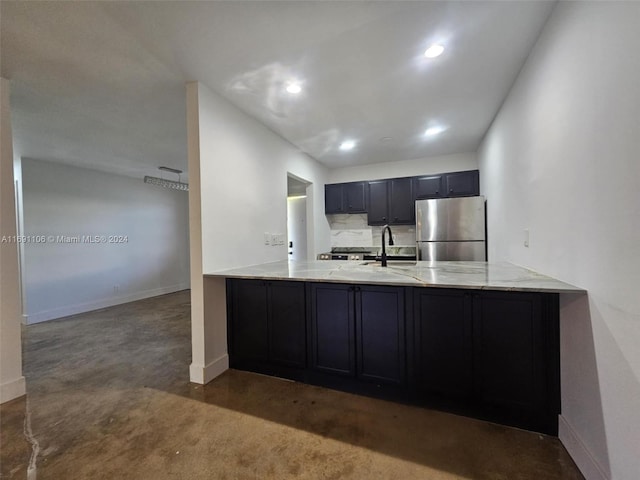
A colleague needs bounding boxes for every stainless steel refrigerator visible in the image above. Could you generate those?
[415,196,486,261]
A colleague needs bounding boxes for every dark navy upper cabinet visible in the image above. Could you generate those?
[345,182,367,212]
[388,178,414,225]
[324,184,344,214]
[324,182,366,214]
[414,174,443,199]
[367,177,414,226]
[326,170,479,217]
[444,170,480,197]
[367,180,389,225]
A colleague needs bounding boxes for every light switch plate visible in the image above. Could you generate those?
[264,232,270,245]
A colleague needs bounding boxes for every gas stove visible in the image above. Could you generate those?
[316,246,416,261]
[316,247,374,261]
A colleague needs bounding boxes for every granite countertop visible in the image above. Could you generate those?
[205,260,585,293]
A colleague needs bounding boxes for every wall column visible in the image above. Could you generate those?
[0,77,26,403]
[186,82,228,384]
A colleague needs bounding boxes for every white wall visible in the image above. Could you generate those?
[187,81,330,384]
[0,78,26,403]
[478,3,640,479]
[196,83,330,271]
[20,159,190,323]
[328,152,477,183]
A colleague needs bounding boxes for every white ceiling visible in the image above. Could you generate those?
[0,1,555,178]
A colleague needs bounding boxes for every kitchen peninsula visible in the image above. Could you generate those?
[203,260,584,435]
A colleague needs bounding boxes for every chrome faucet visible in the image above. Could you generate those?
[380,224,394,267]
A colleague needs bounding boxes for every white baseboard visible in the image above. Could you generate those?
[0,376,26,404]
[190,354,229,385]
[559,415,609,480]
[25,283,190,324]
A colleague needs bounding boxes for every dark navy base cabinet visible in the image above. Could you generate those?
[227,278,560,435]
[309,283,406,386]
[413,288,560,434]
[227,279,306,380]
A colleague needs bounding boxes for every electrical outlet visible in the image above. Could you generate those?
[524,229,530,248]
[113,285,120,293]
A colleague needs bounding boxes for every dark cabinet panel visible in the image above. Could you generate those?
[368,178,414,226]
[268,282,306,368]
[228,279,306,373]
[444,170,480,197]
[367,180,389,225]
[229,280,268,363]
[310,284,355,376]
[228,278,560,435]
[327,170,479,217]
[475,292,545,411]
[414,289,473,398]
[310,283,406,384]
[345,182,367,213]
[388,178,414,224]
[324,184,344,214]
[412,288,559,433]
[414,175,443,199]
[324,182,366,214]
[357,286,406,385]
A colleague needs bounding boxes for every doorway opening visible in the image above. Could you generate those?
[286,174,311,261]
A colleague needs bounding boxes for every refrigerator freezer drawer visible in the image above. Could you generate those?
[417,241,486,261]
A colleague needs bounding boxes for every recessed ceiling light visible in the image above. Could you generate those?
[424,126,447,137]
[339,140,356,151]
[286,82,302,94]
[424,44,445,58]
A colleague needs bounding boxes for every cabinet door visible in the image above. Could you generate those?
[268,281,306,368]
[356,286,406,385]
[444,170,480,197]
[229,279,268,364]
[475,292,546,411]
[324,184,344,214]
[413,175,443,199]
[344,182,367,213]
[367,180,389,225]
[310,284,355,376]
[388,178,414,224]
[414,289,473,398]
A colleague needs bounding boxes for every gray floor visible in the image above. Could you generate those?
[1,291,583,479]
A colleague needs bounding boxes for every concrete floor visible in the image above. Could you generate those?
[1,291,583,479]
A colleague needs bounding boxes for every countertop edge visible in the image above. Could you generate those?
[204,261,586,294]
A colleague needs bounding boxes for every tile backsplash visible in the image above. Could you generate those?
[328,214,416,248]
